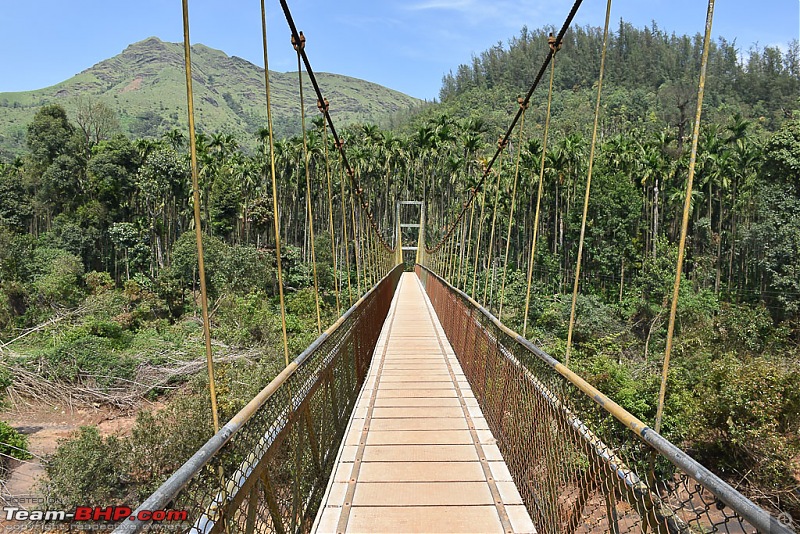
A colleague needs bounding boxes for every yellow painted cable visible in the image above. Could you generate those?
[483,145,504,307]
[448,226,458,281]
[655,0,716,434]
[319,103,341,316]
[461,197,476,289]
[182,0,219,433]
[351,190,362,296]
[295,39,322,334]
[260,0,290,368]
[499,104,527,320]
[565,0,612,367]
[471,189,486,299]
[523,52,557,338]
[339,164,353,306]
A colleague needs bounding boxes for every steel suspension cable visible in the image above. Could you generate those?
[294,34,322,334]
[278,0,393,253]
[446,227,457,281]
[499,100,528,320]
[461,195,476,289]
[442,228,455,281]
[278,1,396,296]
[564,0,612,367]
[318,99,341,316]
[456,210,468,289]
[182,0,219,433]
[471,189,486,298]
[260,0,290,367]
[425,0,583,254]
[482,140,506,307]
[339,161,353,306]
[655,0,716,434]
[351,190,362,296]
[523,49,558,338]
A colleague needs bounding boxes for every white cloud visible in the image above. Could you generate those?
[407,0,472,11]
[402,0,550,28]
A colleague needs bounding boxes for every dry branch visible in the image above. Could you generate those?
[2,348,261,410]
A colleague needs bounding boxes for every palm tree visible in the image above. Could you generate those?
[163,129,185,151]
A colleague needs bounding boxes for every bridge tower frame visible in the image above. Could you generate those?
[395,201,425,266]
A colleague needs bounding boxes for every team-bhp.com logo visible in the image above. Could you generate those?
[4,506,188,523]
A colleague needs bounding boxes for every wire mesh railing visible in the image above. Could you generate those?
[416,264,794,534]
[113,264,402,534]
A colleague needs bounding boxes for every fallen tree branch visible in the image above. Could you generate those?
[3,348,263,410]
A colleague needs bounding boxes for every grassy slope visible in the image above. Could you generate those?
[0,37,422,157]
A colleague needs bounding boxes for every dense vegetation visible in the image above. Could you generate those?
[422,23,800,517]
[0,20,798,518]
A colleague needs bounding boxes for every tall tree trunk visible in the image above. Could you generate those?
[653,178,659,257]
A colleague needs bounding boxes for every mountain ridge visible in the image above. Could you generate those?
[0,37,423,158]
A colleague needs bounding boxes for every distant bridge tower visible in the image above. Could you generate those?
[395,201,424,266]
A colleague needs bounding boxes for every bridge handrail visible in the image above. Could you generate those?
[115,264,404,533]
[417,264,793,534]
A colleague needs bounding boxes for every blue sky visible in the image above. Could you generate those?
[1,1,797,100]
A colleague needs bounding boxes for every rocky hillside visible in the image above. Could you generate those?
[0,37,422,157]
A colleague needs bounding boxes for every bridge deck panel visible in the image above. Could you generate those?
[313,272,535,533]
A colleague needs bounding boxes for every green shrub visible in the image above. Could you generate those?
[30,247,85,307]
[121,278,169,327]
[0,280,28,325]
[0,231,35,283]
[84,271,114,294]
[285,287,319,317]
[215,293,281,346]
[691,354,800,516]
[222,244,275,295]
[535,293,623,344]
[37,335,137,387]
[168,231,225,298]
[86,318,126,342]
[126,392,214,499]
[714,302,774,353]
[44,427,128,508]
[573,352,652,422]
[283,244,312,289]
[0,420,31,478]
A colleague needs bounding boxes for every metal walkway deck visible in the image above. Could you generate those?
[313,272,535,533]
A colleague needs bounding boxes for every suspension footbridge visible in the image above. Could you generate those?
[105,0,796,532]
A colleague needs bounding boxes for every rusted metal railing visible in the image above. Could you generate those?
[416,264,794,534]
[114,265,403,534]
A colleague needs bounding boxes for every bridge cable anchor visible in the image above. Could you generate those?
[292,31,306,51]
[548,32,561,53]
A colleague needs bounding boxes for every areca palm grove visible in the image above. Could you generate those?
[0,20,798,518]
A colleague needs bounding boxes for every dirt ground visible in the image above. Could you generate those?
[0,400,147,509]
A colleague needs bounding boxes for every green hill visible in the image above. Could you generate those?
[0,37,422,158]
